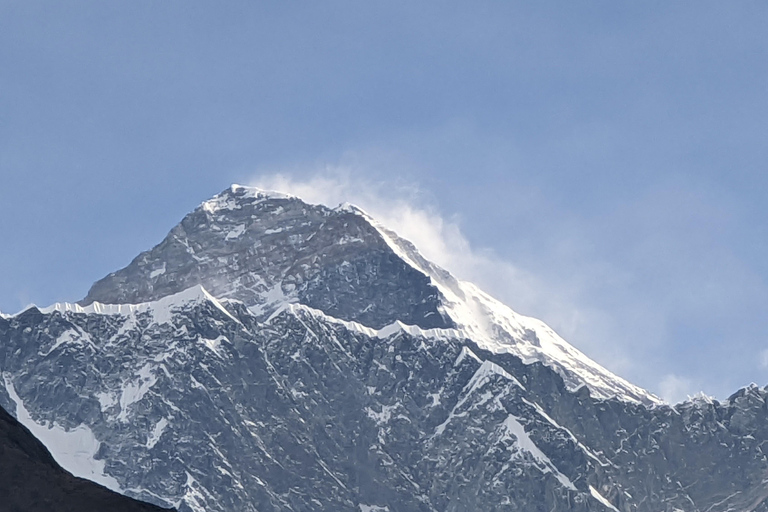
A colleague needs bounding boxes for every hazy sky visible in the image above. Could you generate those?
[3,1,768,403]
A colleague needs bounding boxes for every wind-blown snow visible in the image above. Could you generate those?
[3,374,121,491]
[347,206,661,406]
[283,213,658,404]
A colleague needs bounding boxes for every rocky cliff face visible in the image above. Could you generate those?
[0,402,174,512]
[82,187,451,331]
[2,185,767,512]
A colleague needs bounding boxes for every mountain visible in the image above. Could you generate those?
[2,184,768,511]
[82,185,656,405]
[0,402,174,512]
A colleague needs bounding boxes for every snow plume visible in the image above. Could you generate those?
[250,171,543,309]
[251,170,461,273]
[250,165,768,404]
[248,170,635,379]
[658,374,695,405]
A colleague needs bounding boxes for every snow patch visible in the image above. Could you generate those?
[190,374,206,391]
[118,364,158,422]
[177,472,209,512]
[39,328,89,357]
[3,374,121,491]
[225,224,246,240]
[248,282,297,317]
[365,404,398,426]
[149,262,167,278]
[96,391,117,412]
[589,486,620,511]
[284,302,458,343]
[146,417,169,449]
[522,397,607,466]
[454,345,482,367]
[201,335,228,357]
[500,414,576,491]
[465,360,525,394]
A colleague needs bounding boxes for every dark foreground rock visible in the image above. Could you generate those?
[0,404,175,512]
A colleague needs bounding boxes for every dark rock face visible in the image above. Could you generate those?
[82,186,451,330]
[0,402,174,512]
[3,185,768,512]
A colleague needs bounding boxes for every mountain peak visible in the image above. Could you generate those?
[77,186,661,405]
[82,186,452,330]
[199,184,298,214]
[2,185,762,512]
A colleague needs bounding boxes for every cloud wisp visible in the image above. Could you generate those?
[248,166,768,405]
[249,168,649,394]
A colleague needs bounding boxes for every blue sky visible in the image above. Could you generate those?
[2,1,768,402]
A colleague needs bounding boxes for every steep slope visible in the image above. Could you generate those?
[82,186,452,331]
[1,184,767,512]
[0,402,174,512]
[358,207,657,405]
[82,184,656,405]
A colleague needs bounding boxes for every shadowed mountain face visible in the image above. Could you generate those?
[2,185,768,512]
[0,404,174,512]
[82,186,452,331]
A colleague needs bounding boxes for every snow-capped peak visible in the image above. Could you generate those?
[200,184,297,214]
[81,185,660,405]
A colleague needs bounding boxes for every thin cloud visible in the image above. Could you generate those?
[658,374,696,405]
[759,349,768,370]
